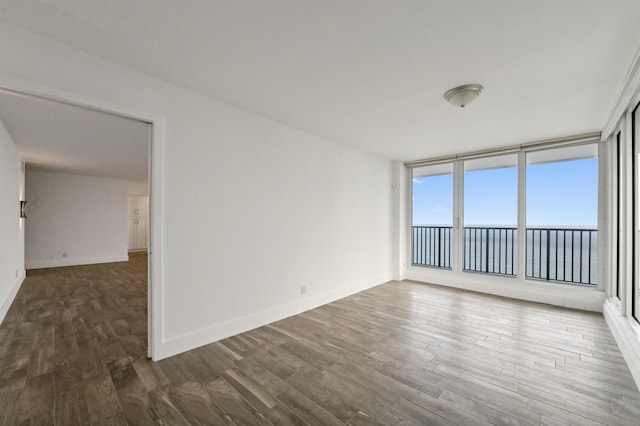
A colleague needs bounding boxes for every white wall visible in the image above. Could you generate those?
[128,181,148,195]
[0,25,394,359]
[0,116,25,324]
[25,170,129,269]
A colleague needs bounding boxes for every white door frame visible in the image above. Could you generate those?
[0,75,164,360]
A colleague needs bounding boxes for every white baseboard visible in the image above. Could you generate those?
[155,273,393,360]
[26,255,129,270]
[0,270,25,324]
[603,301,640,391]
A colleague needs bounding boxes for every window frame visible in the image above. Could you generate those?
[461,154,519,277]
[633,101,640,321]
[406,138,601,290]
[410,162,455,270]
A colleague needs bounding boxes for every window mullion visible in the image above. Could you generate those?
[453,160,464,274]
[597,140,608,292]
[517,151,527,283]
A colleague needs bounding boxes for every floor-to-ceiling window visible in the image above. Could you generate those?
[412,163,453,269]
[525,144,599,285]
[463,155,518,276]
[409,139,600,287]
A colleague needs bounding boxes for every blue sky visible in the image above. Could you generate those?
[413,158,598,227]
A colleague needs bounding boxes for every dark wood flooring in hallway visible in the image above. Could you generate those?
[1,253,639,425]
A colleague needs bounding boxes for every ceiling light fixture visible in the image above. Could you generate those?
[443,84,483,108]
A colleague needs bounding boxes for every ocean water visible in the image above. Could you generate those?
[412,226,597,285]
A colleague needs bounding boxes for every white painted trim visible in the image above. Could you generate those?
[26,256,129,270]
[597,140,608,292]
[607,136,615,298]
[406,267,605,312]
[603,301,640,390]
[453,161,463,274]
[603,45,640,140]
[406,166,414,279]
[402,166,411,280]
[149,115,165,360]
[0,76,157,125]
[0,270,25,324]
[406,133,601,169]
[517,151,527,281]
[155,274,393,360]
[392,162,401,281]
[0,73,165,361]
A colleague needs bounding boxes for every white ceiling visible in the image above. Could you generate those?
[0,90,150,182]
[0,0,639,162]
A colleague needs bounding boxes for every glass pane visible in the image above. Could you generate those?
[634,104,640,320]
[616,132,621,299]
[526,144,598,285]
[463,155,518,276]
[412,163,453,269]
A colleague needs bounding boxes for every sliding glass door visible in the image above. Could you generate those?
[463,155,518,276]
[526,145,598,285]
[412,163,453,269]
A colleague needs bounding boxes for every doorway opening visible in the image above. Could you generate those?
[0,85,160,359]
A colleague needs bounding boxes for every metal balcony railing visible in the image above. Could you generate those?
[526,228,597,286]
[464,226,517,276]
[412,226,452,269]
[411,226,597,286]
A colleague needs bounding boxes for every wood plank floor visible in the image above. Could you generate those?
[1,254,639,425]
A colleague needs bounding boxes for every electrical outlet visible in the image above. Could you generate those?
[300,285,306,296]
[62,252,68,258]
